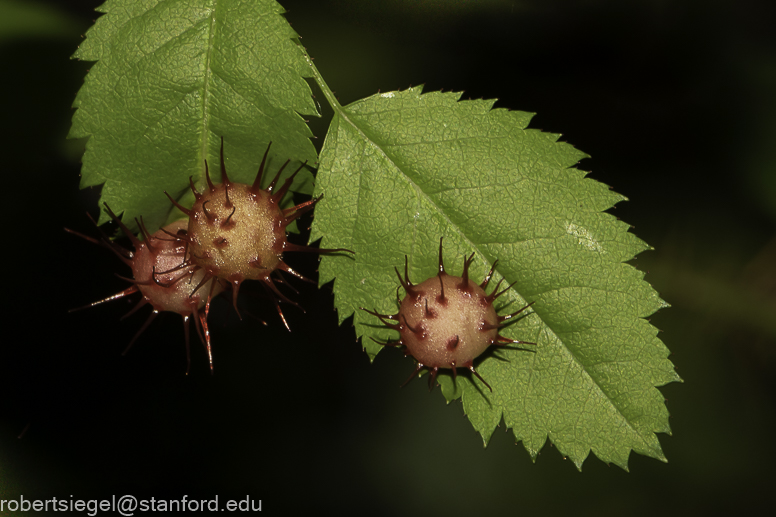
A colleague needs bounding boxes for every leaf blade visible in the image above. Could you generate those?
[312,86,680,469]
[69,0,318,230]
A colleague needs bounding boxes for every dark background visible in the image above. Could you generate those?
[2,0,775,515]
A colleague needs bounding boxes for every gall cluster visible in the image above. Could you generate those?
[71,138,348,372]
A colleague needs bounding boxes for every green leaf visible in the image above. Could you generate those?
[69,0,318,232]
[311,86,681,470]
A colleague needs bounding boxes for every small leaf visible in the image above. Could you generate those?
[311,86,680,469]
[69,0,318,231]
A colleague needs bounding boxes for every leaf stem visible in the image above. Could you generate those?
[301,49,342,112]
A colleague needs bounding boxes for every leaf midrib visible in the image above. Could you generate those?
[198,0,219,186]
